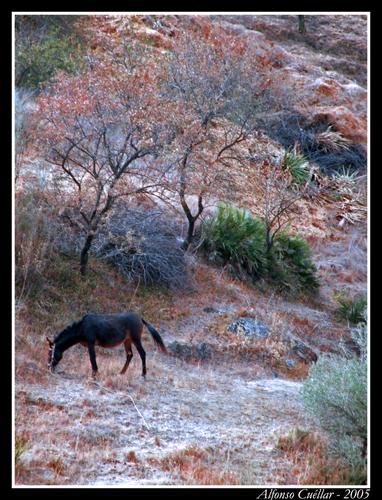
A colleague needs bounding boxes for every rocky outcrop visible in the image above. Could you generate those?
[227,317,269,340]
[281,330,318,363]
[167,341,212,361]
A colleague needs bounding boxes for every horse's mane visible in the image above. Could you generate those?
[54,319,82,344]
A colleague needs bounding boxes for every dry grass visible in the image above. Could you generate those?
[18,248,189,330]
[148,445,239,485]
[14,180,367,486]
[275,428,354,485]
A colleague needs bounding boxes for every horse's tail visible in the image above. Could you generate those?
[142,318,167,353]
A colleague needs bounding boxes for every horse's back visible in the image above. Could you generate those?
[82,311,141,324]
[81,311,142,345]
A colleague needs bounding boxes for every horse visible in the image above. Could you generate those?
[46,311,167,378]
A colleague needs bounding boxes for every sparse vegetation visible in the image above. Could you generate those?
[301,323,367,484]
[282,149,311,187]
[15,190,57,302]
[276,428,359,485]
[15,435,28,465]
[259,113,367,174]
[14,13,367,487]
[15,16,84,89]
[334,291,367,325]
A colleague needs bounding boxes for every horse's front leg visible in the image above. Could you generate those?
[87,343,98,377]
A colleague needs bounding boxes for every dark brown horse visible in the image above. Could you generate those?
[46,312,167,377]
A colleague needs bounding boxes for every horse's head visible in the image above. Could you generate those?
[46,337,62,372]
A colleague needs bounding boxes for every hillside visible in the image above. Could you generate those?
[14,14,368,486]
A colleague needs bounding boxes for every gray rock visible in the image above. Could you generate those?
[167,341,212,361]
[195,342,212,360]
[203,306,226,314]
[227,317,269,340]
[285,358,296,368]
[282,330,318,363]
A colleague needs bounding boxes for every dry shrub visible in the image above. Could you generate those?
[93,208,189,290]
[47,456,65,475]
[259,111,366,174]
[125,450,139,463]
[276,428,357,485]
[313,127,351,152]
[15,190,56,302]
[149,445,238,485]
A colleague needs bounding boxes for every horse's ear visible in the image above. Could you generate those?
[46,336,53,347]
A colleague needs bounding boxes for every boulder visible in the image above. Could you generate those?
[282,330,318,363]
[227,317,269,340]
[167,341,212,361]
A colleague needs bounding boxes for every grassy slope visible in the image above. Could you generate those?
[14,14,367,486]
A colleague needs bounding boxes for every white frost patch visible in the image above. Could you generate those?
[138,27,160,36]
[247,378,302,394]
[342,81,367,94]
[17,361,310,485]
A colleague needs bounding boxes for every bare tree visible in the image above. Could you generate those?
[160,19,273,249]
[250,157,315,254]
[36,67,169,275]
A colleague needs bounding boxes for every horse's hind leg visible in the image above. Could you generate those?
[120,339,133,375]
[133,338,146,377]
[88,343,98,378]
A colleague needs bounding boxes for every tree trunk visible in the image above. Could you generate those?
[298,15,306,34]
[80,233,94,276]
[181,217,195,251]
[265,227,273,254]
[362,437,367,459]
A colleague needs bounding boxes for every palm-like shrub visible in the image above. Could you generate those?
[201,203,267,280]
[282,150,311,186]
[334,292,367,325]
[200,203,319,294]
[270,232,320,293]
[331,167,361,199]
